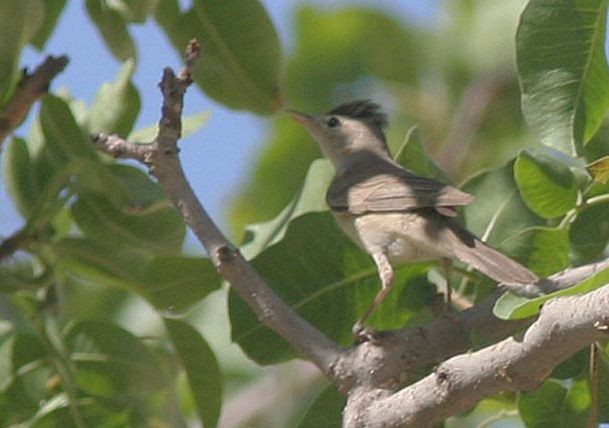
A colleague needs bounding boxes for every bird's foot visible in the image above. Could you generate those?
[352,322,385,345]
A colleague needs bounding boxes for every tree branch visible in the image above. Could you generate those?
[343,282,609,427]
[0,55,69,147]
[91,40,343,380]
[90,39,609,426]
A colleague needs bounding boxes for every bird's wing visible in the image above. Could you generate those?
[327,168,474,216]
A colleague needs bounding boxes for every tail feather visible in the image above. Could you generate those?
[442,219,539,285]
[453,237,539,285]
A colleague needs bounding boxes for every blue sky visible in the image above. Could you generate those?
[1,0,439,248]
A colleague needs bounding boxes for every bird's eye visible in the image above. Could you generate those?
[326,116,340,128]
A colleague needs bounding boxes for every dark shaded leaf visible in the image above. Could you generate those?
[297,386,344,428]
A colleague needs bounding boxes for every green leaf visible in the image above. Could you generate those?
[2,138,38,217]
[85,0,136,61]
[141,256,221,312]
[104,0,157,23]
[54,238,220,311]
[230,213,434,364]
[87,59,141,136]
[393,126,450,183]
[517,0,609,156]
[493,261,609,319]
[71,191,185,255]
[587,155,609,183]
[65,320,168,396]
[498,226,569,277]
[30,0,67,50]
[514,150,578,218]
[297,386,344,428]
[241,158,333,258]
[155,0,281,114]
[0,0,43,103]
[570,200,609,260]
[519,380,588,428]
[462,161,542,248]
[164,319,222,428]
[128,111,210,142]
[40,95,98,165]
[30,401,131,428]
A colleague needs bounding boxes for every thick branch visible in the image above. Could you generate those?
[91,40,343,379]
[0,55,69,147]
[345,282,609,427]
[334,258,609,390]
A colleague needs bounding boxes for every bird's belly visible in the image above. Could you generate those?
[333,212,449,262]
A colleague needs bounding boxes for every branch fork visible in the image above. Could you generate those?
[90,40,609,427]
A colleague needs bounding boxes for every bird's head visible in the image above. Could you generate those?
[286,100,390,169]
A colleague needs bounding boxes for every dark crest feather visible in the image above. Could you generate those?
[326,99,388,129]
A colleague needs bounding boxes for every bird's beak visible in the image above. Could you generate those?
[284,109,315,126]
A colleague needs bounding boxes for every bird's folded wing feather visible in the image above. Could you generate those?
[327,169,474,215]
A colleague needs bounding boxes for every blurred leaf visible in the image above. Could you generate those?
[517,0,609,156]
[128,111,210,142]
[105,0,157,23]
[393,126,450,183]
[71,191,185,255]
[30,399,131,428]
[30,0,67,50]
[85,0,136,61]
[231,212,433,364]
[65,320,168,396]
[587,155,609,183]
[2,138,38,217]
[297,386,344,428]
[241,158,333,258]
[552,347,588,379]
[462,161,542,247]
[570,201,609,260]
[230,6,421,232]
[40,95,98,165]
[285,6,421,108]
[229,120,319,236]
[494,261,609,320]
[105,163,168,211]
[519,380,588,428]
[141,256,221,311]
[164,319,222,428]
[0,0,43,104]
[514,150,578,218]
[499,226,569,277]
[155,0,281,114]
[87,59,141,136]
[55,238,220,311]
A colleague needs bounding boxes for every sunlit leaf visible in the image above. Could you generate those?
[587,155,609,183]
[2,138,38,217]
[514,150,578,218]
[85,0,136,61]
[128,111,210,142]
[87,59,141,136]
[517,0,609,155]
[494,262,609,320]
[0,0,43,103]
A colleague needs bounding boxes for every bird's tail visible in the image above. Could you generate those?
[446,221,541,296]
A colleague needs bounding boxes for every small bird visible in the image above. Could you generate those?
[287,100,539,336]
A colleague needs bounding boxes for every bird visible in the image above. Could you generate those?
[287,99,539,336]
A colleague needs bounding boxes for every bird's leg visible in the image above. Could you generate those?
[352,252,394,337]
[442,258,453,310]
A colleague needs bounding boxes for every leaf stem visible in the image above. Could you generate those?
[559,193,609,228]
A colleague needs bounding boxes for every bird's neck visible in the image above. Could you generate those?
[334,149,394,175]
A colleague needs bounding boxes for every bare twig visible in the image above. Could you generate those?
[0,55,69,147]
[91,40,343,380]
[89,39,609,426]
